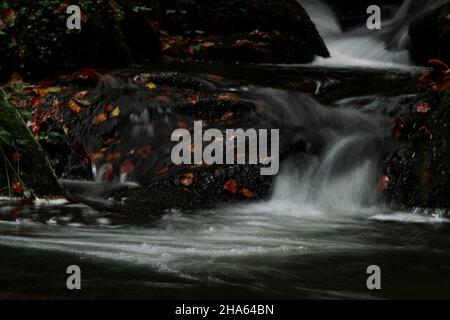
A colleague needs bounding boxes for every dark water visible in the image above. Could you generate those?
[1,199,449,299]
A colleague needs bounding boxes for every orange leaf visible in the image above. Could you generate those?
[93,113,108,124]
[242,188,253,198]
[188,95,200,105]
[106,152,121,162]
[89,152,104,162]
[224,179,237,193]
[377,175,389,193]
[69,100,81,114]
[120,160,135,175]
[156,167,169,175]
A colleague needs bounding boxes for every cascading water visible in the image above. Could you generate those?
[300,0,449,66]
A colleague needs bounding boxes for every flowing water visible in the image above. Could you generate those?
[1,0,450,299]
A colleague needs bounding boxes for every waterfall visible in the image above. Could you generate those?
[300,0,449,66]
[247,88,399,215]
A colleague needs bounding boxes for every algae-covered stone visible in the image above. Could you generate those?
[0,95,63,197]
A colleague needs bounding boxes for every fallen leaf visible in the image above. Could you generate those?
[103,104,114,113]
[93,113,108,124]
[392,117,405,139]
[188,95,200,105]
[89,152,104,162]
[69,100,81,114]
[206,74,224,82]
[106,152,121,162]
[218,93,238,102]
[428,59,448,73]
[235,39,253,46]
[180,172,194,186]
[201,41,216,48]
[120,160,135,175]
[137,145,151,158]
[11,180,23,194]
[377,175,389,193]
[177,121,189,129]
[416,102,431,113]
[146,82,157,90]
[110,106,121,118]
[74,90,89,100]
[11,151,21,163]
[156,167,169,175]
[103,163,114,181]
[433,77,450,92]
[155,95,171,103]
[224,179,237,193]
[242,188,253,198]
[47,87,61,93]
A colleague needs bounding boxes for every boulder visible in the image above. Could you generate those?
[0,94,64,197]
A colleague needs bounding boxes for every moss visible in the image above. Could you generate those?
[0,93,64,197]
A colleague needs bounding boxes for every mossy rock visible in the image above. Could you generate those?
[385,88,450,210]
[0,95,63,197]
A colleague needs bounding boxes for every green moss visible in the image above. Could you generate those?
[0,92,64,197]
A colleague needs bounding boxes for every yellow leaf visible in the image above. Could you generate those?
[146,82,157,90]
[111,106,121,118]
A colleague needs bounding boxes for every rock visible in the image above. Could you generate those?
[409,1,450,65]
[147,0,329,63]
[0,94,64,198]
[384,87,450,211]
[5,69,316,208]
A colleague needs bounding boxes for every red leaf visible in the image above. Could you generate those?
[11,180,23,194]
[392,117,405,139]
[120,160,135,175]
[156,167,169,176]
[224,179,237,193]
[242,188,253,198]
[11,151,21,163]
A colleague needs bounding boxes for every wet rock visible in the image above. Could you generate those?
[147,0,329,63]
[385,87,450,211]
[0,94,64,197]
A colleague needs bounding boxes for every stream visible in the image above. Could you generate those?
[1,0,450,299]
